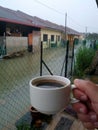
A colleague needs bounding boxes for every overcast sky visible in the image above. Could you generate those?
[0,0,98,33]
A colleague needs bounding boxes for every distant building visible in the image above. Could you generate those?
[0,6,80,56]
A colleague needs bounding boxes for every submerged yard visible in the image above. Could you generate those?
[0,47,67,129]
[0,44,97,130]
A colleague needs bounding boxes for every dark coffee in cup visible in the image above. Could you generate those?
[32,79,65,89]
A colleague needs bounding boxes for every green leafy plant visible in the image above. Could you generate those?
[16,123,30,130]
[74,46,95,77]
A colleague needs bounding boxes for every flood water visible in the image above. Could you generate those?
[0,44,97,129]
[0,47,67,129]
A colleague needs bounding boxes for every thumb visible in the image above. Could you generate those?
[74,79,98,103]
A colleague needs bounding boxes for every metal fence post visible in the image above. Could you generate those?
[70,39,75,76]
[64,40,69,77]
[40,41,43,76]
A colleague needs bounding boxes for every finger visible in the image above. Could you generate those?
[78,112,98,123]
[74,79,98,102]
[83,122,95,129]
[72,102,88,114]
[93,122,98,128]
[89,112,98,123]
[73,89,88,101]
[78,113,90,122]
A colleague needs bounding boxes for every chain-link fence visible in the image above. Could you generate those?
[0,40,76,130]
[40,41,74,77]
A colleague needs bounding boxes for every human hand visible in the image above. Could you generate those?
[72,79,98,129]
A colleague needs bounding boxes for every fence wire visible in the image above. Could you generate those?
[0,42,74,130]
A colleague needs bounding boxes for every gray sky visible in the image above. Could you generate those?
[0,0,98,33]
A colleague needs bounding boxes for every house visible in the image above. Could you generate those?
[0,6,80,56]
[0,6,41,56]
[17,11,80,48]
[16,11,63,48]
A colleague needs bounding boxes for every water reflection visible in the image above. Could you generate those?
[0,52,40,92]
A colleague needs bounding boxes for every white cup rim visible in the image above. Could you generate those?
[29,75,71,90]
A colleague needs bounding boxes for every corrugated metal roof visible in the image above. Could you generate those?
[0,6,26,22]
[0,6,80,35]
[0,6,41,28]
[17,11,80,35]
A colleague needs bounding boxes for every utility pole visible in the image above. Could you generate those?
[65,13,67,41]
[64,12,68,77]
[85,26,87,39]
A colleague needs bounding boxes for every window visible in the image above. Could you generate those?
[51,35,54,41]
[43,34,48,41]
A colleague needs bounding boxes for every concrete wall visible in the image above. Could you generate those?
[32,31,41,52]
[6,37,28,53]
[6,31,41,54]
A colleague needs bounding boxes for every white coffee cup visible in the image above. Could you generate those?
[29,75,78,115]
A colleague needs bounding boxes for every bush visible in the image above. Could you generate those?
[74,46,95,77]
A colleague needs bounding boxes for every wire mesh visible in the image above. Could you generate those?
[0,47,41,129]
[0,42,73,130]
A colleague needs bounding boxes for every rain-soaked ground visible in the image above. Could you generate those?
[0,45,97,130]
[0,47,69,129]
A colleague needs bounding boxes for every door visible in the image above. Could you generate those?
[28,33,33,52]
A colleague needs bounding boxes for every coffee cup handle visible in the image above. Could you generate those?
[70,84,80,104]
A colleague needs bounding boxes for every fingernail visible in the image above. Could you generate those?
[74,79,80,83]
[75,79,83,81]
[90,115,97,121]
[94,122,98,126]
[74,79,83,85]
[79,108,85,113]
[80,95,87,100]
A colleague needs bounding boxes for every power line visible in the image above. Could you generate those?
[33,0,64,15]
[67,15,85,28]
[33,0,85,28]
[33,0,98,32]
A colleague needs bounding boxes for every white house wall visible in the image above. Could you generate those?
[6,37,28,53]
[32,31,41,52]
